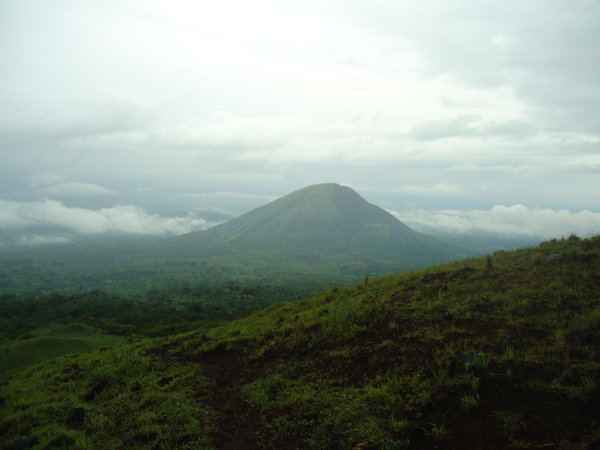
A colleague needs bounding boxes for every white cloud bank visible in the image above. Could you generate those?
[3,197,598,248]
[391,205,600,238]
[0,199,209,238]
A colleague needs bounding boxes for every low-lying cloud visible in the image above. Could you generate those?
[0,199,211,244]
[391,204,600,238]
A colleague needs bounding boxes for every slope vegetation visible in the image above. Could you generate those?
[2,235,600,449]
[0,323,121,379]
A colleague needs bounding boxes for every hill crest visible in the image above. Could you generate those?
[185,183,460,259]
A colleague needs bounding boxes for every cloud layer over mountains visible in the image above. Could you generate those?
[1,0,599,244]
[2,192,598,248]
[394,205,600,239]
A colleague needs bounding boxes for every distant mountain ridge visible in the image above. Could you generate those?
[0,184,468,298]
[183,183,463,261]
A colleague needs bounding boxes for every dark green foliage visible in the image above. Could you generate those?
[1,235,600,449]
[0,281,323,341]
[486,254,493,271]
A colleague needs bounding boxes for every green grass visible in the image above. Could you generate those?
[0,342,217,449]
[1,235,600,448]
[0,322,121,379]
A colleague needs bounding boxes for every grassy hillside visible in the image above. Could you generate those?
[0,323,122,380]
[1,235,599,449]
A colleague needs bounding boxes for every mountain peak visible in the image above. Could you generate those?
[279,183,362,202]
[187,183,459,261]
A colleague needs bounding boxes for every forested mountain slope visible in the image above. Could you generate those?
[2,235,599,449]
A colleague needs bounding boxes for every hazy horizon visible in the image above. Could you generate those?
[2,0,599,246]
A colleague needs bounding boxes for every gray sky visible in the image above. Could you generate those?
[1,0,600,245]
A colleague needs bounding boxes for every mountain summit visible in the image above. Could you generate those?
[186,183,461,261]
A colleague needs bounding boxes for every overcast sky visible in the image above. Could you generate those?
[1,0,600,245]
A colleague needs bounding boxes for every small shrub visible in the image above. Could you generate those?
[428,424,449,441]
[389,417,409,434]
[469,353,491,371]
[495,411,526,439]
[460,393,480,409]
[501,346,517,361]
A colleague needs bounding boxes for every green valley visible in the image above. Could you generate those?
[1,234,599,449]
